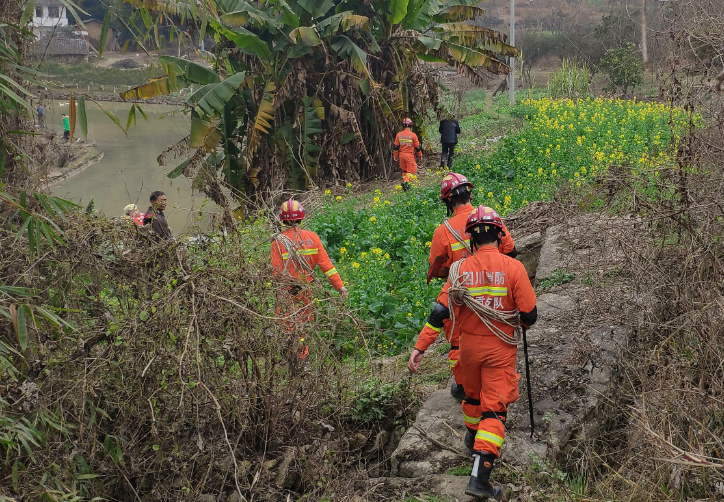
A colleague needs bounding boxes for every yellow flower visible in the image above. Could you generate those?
[372,248,383,255]
[384,200,391,205]
[352,262,360,269]
[476,164,480,169]
[369,216,376,222]
[504,195,511,205]
[374,196,380,203]
[410,236,416,242]
[361,252,368,258]
[335,195,342,201]
[407,312,412,317]
[346,182,352,188]
[394,184,402,191]
[425,241,431,248]
[551,169,557,175]
[487,192,493,198]
[384,253,390,259]
[340,247,347,254]
[324,189,331,195]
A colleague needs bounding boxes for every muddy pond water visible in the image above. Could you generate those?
[49,101,219,233]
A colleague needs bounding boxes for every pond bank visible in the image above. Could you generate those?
[42,142,104,188]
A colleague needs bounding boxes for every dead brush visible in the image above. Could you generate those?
[545,104,724,501]
[0,208,414,501]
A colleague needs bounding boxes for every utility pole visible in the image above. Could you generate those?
[509,0,515,106]
[641,0,648,64]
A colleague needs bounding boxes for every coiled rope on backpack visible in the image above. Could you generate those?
[272,231,314,277]
[447,258,521,346]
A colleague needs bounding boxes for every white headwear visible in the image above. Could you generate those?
[123,203,137,216]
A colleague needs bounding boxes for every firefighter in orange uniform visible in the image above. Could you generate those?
[271,199,348,358]
[425,173,518,401]
[393,117,422,191]
[409,206,537,500]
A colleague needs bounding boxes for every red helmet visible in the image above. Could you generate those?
[279,198,306,222]
[465,205,505,235]
[440,172,474,200]
[402,117,413,127]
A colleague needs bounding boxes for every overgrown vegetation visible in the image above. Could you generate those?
[109,0,518,208]
[0,202,418,500]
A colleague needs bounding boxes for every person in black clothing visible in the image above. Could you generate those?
[439,117,461,168]
[143,191,173,240]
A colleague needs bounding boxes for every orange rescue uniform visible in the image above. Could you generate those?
[271,227,344,357]
[417,247,536,457]
[425,204,516,383]
[394,128,422,182]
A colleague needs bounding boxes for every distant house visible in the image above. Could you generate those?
[31,0,68,38]
[29,37,88,64]
[79,18,120,52]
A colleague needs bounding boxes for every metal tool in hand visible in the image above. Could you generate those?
[522,327,534,437]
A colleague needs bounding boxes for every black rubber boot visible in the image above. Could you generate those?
[450,380,466,402]
[464,430,475,454]
[401,181,410,191]
[465,453,503,500]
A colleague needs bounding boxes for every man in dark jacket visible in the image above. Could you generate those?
[143,191,173,240]
[439,117,461,168]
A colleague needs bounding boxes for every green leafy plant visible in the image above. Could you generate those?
[599,43,644,96]
[538,269,575,290]
[351,378,405,424]
[547,59,591,100]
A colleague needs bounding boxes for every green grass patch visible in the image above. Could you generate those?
[537,269,575,290]
[446,464,472,476]
[39,61,165,88]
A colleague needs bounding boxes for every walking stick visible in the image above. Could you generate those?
[522,327,535,437]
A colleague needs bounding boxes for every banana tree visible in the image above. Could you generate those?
[118,0,518,209]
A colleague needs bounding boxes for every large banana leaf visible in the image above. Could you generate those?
[273,0,300,28]
[297,0,334,19]
[159,55,219,84]
[120,75,188,100]
[315,12,369,37]
[388,0,410,25]
[433,24,518,57]
[124,0,194,18]
[289,26,322,46]
[331,36,371,78]
[187,71,247,117]
[433,5,483,22]
[418,36,509,73]
[221,1,280,29]
[403,0,442,30]
[212,21,273,60]
[246,80,276,158]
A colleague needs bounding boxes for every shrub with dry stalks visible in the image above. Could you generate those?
[0,206,415,501]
